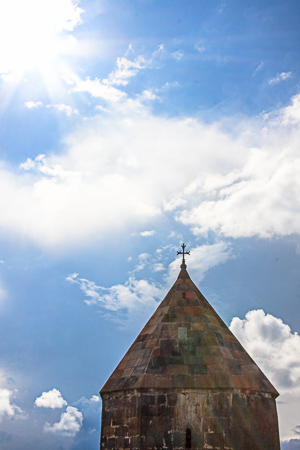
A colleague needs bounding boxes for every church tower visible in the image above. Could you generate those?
[100,245,280,450]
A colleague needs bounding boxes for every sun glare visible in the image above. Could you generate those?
[0,0,83,80]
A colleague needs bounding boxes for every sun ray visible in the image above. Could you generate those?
[0,0,84,105]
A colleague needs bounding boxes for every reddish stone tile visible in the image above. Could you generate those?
[184,306,202,315]
[186,291,197,299]
[101,268,278,398]
[167,365,189,375]
[155,374,172,389]
[203,356,223,366]
[191,322,206,330]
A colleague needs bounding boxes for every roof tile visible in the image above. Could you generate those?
[101,266,278,397]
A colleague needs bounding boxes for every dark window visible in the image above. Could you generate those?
[186,428,192,448]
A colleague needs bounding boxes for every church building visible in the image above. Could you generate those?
[100,245,280,449]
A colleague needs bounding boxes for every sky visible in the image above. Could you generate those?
[0,0,300,448]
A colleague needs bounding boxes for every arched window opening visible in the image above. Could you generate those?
[186,428,192,448]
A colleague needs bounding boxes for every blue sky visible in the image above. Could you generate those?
[0,0,300,448]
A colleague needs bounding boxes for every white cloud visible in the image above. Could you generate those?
[0,115,209,246]
[0,388,22,420]
[66,272,163,329]
[166,242,232,285]
[138,252,151,260]
[164,196,186,211]
[141,89,158,100]
[73,77,127,102]
[67,242,232,327]
[269,72,292,84]
[24,102,79,115]
[35,388,67,409]
[172,50,184,61]
[11,110,242,248]
[0,90,299,248]
[140,230,156,237]
[229,310,300,440]
[19,154,45,171]
[44,406,83,437]
[230,309,300,394]
[153,263,165,272]
[176,95,300,239]
[24,101,43,109]
[67,272,161,311]
[178,145,300,238]
[0,389,15,419]
[132,253,152,272]
[280,93,300,125]
[195,42,206,53]
[107,55,149,86]
[47,103,79,116]
[73,47,160,103]
[73,395,101,435]
[254,61,264,75]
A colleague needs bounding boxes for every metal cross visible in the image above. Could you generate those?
[177,243,190,268]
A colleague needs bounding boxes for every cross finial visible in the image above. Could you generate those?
[177,243,190,269]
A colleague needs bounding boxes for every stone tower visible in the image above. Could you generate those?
[100,251,280,449]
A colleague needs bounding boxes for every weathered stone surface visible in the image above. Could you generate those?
[101,388,280,450]
[100,266,280,449]
[101,266,278,395]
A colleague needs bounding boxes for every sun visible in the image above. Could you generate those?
[0,0,83,81]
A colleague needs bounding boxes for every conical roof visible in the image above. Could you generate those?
[101,265,278,397]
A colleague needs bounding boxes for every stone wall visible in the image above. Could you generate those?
[100,388,280,450]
